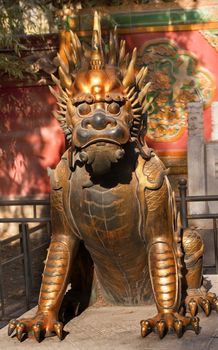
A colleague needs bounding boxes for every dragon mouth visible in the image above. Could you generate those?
[78,139,125,176]
[80,138,121,149]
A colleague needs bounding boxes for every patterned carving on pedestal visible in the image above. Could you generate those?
[188,102,204,138]
[206,143,218,213]
[211,102,218,142]
[187,102,207,214]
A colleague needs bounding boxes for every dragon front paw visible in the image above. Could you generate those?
[8,311,63,342]
[140,312,199,339]
[186,288,218,317]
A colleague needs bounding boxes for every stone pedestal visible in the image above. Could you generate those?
[0,276,218,350]
[211,102,218,142]
[207,102,218,214]
[187,102,207,215]
[205,142,218,214]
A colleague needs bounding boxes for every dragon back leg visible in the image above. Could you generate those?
[182,227,218,316]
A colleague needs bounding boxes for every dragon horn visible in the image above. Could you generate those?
[118,40,126,66]
[58,66,72,90]
[122,47,137,88]
[138,82,151,104]
[90,11,104,69]
[108,31,116,65]
[57,52,69,75]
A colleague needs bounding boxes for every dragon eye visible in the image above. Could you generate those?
[77,103,91,115]
[107,102,120,115]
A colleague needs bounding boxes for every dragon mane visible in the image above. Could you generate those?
[49,12,152,148]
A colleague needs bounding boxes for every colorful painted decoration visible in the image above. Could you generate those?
[200,29,218,53]
[137,38,215,142]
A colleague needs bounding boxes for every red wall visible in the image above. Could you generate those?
[0,85,65,197]
[123,30,218,153]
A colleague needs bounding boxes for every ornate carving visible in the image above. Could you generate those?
[200,30,218,54]
[211,102,218,142]
[137,39,215,142]
[8,12,218,343]
[187,102,204,138]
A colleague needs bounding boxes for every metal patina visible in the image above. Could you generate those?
[8,12,218,342]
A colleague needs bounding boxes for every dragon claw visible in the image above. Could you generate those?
[156,320,166,339]
[8,314,64,342]
[185,289,218,316]
[212,297,218,313]
[174,320,183,338]
[199,298,211,317]
[191,317,200,335]
[54,322,63,340]
[32,323,42,342]
[16,323,26,342]
[188,299,198,317]
[140,312,196,338]
[140,320,151,337]
[8,319,17,336]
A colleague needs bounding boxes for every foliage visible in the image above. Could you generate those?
[0,54,29,79]
[0,0,188,80]
[0,0,57,80]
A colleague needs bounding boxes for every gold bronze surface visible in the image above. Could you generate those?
[8,11,217,342]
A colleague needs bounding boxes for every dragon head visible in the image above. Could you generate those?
[50,12,152,176]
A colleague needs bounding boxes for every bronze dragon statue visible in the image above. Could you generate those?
[8,12,218,342]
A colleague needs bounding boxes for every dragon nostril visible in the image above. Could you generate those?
[81,119,92,129]
[92,115,116,130]
[81,113,117,130]
[105,123,111,129]
[106,119,117,128]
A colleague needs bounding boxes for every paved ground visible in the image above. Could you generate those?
[0,275,218,350]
